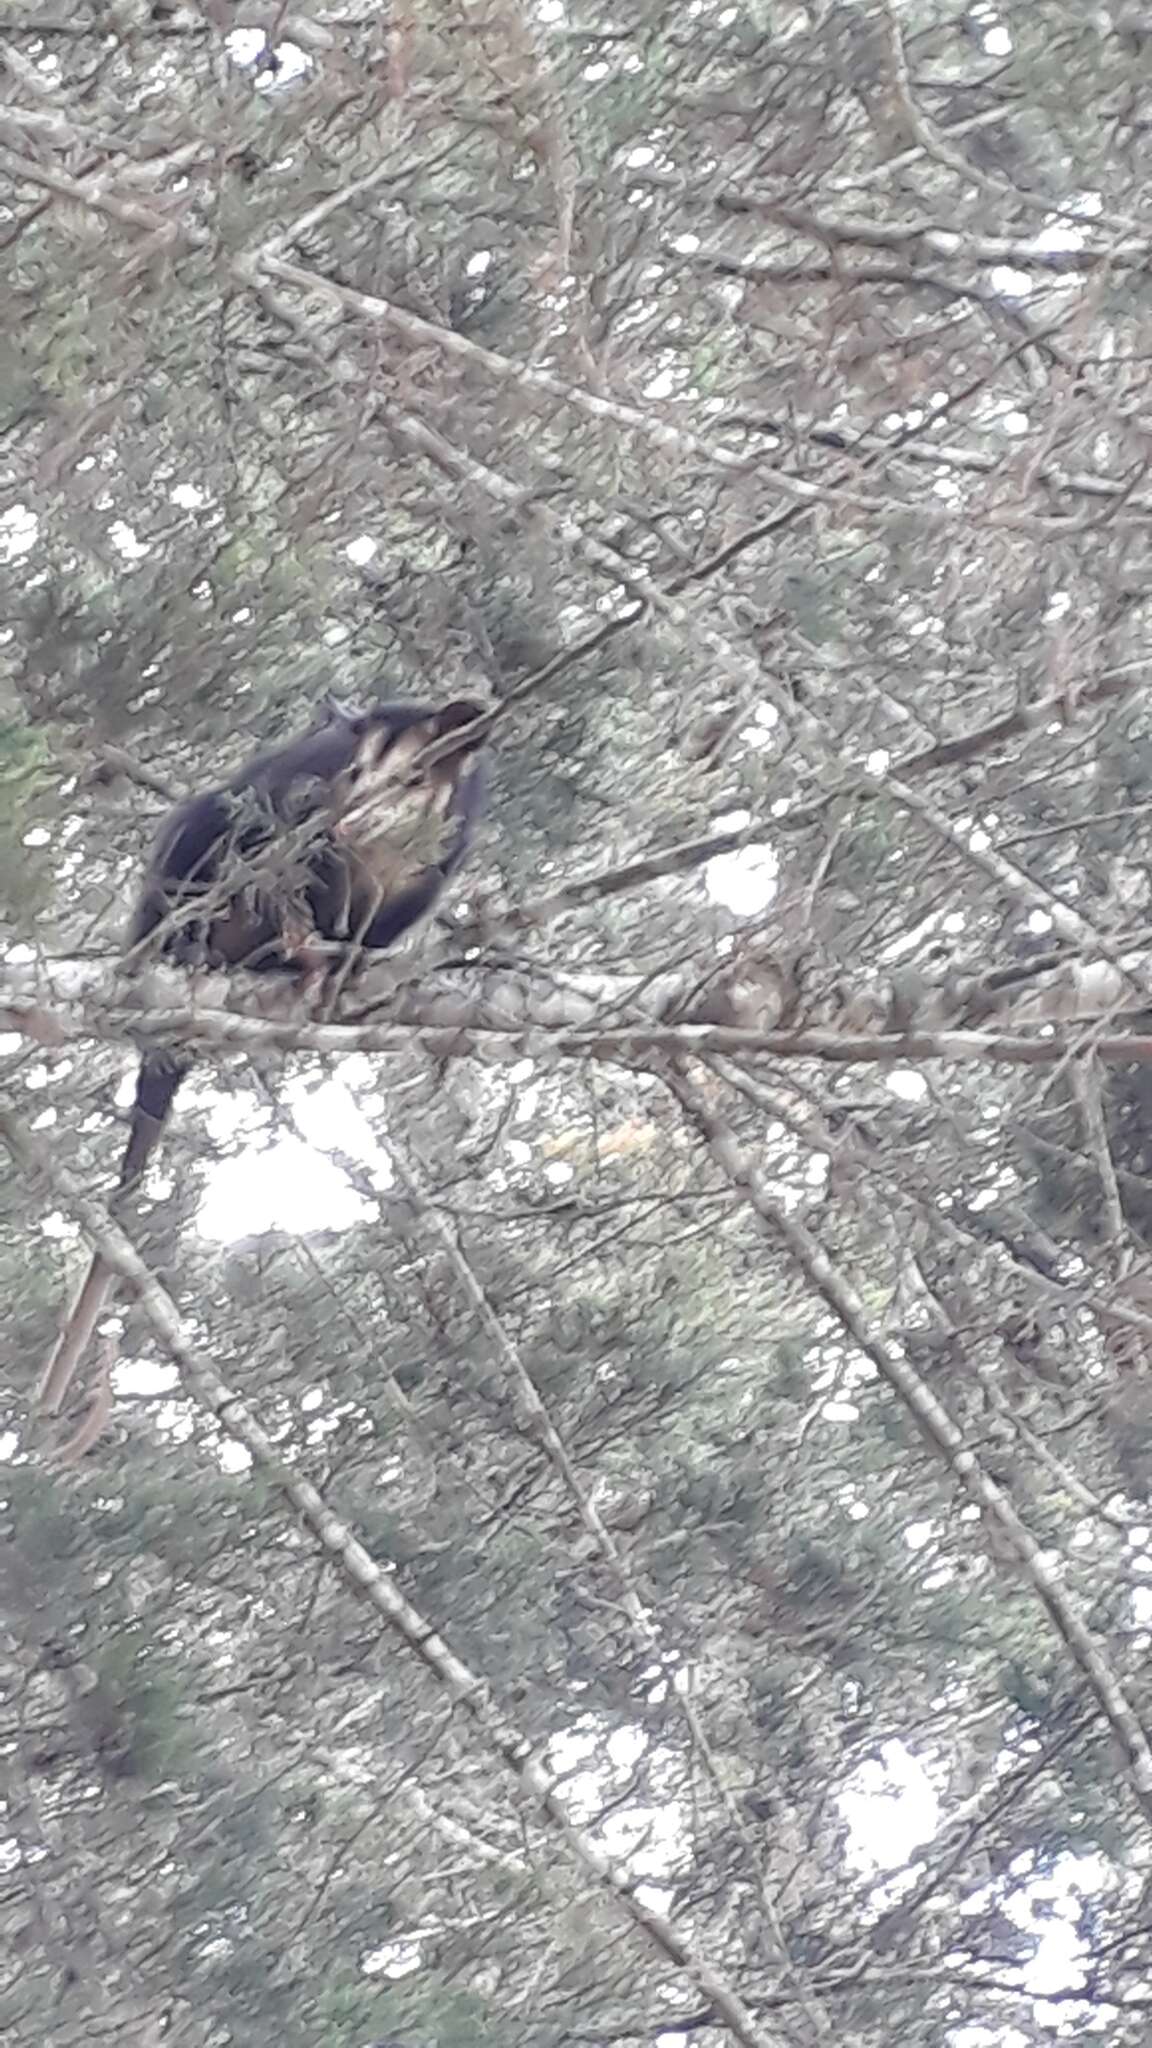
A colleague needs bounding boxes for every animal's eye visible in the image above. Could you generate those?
[403,771,426,790]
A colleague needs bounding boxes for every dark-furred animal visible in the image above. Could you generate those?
[35,696,489,1420]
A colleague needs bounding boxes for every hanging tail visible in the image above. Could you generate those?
[34,1053,191,1417]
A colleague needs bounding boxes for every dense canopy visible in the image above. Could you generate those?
[3,4,1152,2046]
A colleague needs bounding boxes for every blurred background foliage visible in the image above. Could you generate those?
[3,2,1152,2045]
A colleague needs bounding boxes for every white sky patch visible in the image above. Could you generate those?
[466,249,492,276]
[700,810,778,913]
[705,844,778,914]
[964,1850,1105,2003]
[747,703,780,735]
[547,1720,685,1894]
[225,28,312,87]
[108,520,150,561]
[1132,1586,1152,1637]
[513,1083,542,1125]
[0,505,38,560]
[986,204,1097,301]
[1034,218,1092,253]
[346,533,377,565]
[227,27,273,62]
[739,723,775,751]
[528,1720,1057,1974]
[114,1353,180,1404]
[886,1070,927,1102]
[196,1070,392,1240]
[198,1138,372,1239]
[362,1936,424,1980]
[839,1739,940,1873]
[989,263,1034,296]
[171,482,210,510]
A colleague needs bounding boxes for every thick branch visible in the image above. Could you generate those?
[2,950,1151,1072]
[0,1108,774,2048]
[662,1068,1152,1823]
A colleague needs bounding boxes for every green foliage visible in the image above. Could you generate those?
[0,717,55,926]
[2,4,1150,2045]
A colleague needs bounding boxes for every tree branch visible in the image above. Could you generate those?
[0,1106,776,2048]
[661,1066,1152,1824]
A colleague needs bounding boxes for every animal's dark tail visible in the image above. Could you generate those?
[118,1052,191,1190]
[34,1053,192,1417]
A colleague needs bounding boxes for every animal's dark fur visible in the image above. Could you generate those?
[35,697,489,1422]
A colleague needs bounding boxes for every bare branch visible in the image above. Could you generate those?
[0,1105,778,2048]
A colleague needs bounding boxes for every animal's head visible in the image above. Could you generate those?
[332,698,488,856]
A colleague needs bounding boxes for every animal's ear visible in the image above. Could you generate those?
[434,699,487,747]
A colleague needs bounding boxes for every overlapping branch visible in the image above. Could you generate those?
[661,1065,1152,1824]
[3,936,1151,1080]
[0,1106,774,2048]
